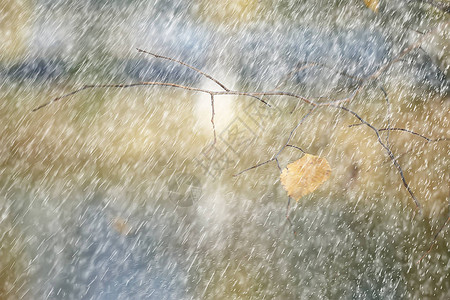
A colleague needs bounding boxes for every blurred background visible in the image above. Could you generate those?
[0,0,449,299]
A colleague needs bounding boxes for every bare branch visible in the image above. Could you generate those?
[33,24,440,112]
[336,105,422,211]
[32,82,216,112]
[31,22,448,218]
[286,144,305,153]
[275,158,282,171]
[368,22,448,82]
[210,91,307,106]
[32,85,93,112]
[378,128,449,142]
[275,107,317,157]
[136,48,271,106]
[136,48,230,91]
[275,60,363,91]
[233,158,275,177]
[348,124,449,143]
[417,216,450,264]
[31,82,278,112]
[210,94,217,145]
[379,86,391,147]
[234,108,315,178]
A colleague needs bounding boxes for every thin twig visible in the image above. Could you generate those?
[336,105,422,211]
[32,82,212,112]
[212,90,311,106]
[417,216,450,264]
[234,107,316,176]
[233,158,275,177]
[379,86,391,147]
[286,144,305,153]
[275,107,317,157]
[31,82,281,112]
[275,158,282,171]
[368,23,448,82]
[136,48,230,91]
[378,128,449,142]
[136,48,270,106]
[31,23,446,217]
[33,24,439,112]
[348,124,449,143]
[276,60,363,90]
[210,94,216,145]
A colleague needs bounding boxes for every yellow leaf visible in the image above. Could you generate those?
[280,154,331,201]
[363,0,379,13]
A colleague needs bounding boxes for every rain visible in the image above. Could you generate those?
[0,0,449,299]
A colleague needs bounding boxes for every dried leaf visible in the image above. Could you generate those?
[363,0,379,13]
[111,217,132,235]
[280,154,331,201]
